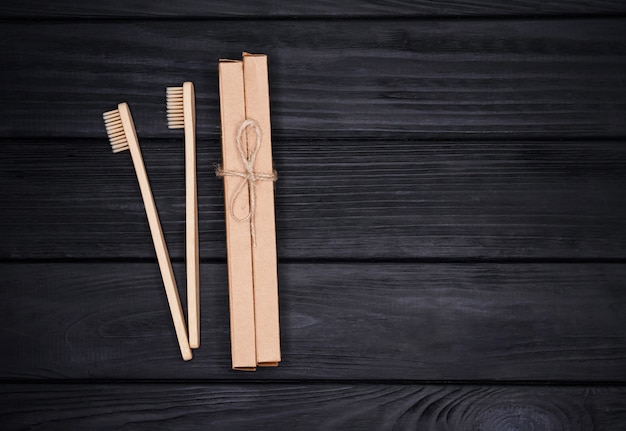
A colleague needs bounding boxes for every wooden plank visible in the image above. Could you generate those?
[1,383,625,430]
[2,139,625,259]
[1,262,624,380]
[0,19,625,139]
[1,0,625,18]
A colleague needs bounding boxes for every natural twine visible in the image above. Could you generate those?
[216,119,277,247]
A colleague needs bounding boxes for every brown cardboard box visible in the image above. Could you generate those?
[218,59,257,371]
[243,53,281,366]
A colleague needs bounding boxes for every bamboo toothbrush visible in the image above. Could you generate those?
[103,102,193,361]
[166,82,200,349]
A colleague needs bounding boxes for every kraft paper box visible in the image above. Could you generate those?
[218,53,281,370]
[243,53,281,366]
[218,59,257,371]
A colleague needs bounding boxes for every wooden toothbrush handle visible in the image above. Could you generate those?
[183,82,200,349]
[119,103,193,361]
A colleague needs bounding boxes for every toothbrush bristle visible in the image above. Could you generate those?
[167,87,185,129]
[103,109,129,153]
[166,86,185,129]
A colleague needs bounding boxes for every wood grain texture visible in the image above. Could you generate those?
[2,139,625,259]
[1,262,624,380]
[1,0,625,18]
[1,19,625,139]
[1,3,625,427]
[1,383,625,430]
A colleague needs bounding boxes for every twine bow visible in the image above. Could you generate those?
[216,119,277,247]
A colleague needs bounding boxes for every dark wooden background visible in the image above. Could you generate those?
[1,1,626,429]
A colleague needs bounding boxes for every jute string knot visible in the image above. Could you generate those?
[216,119,277,247]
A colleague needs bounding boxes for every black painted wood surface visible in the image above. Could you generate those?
[1,262,625,380]
[2,384,625,430]
[2,139,626,259]
[1,19,626,139]
[2,0,625,18]
[1,1,625,430]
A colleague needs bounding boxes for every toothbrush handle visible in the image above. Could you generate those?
[184,82,200,349]
[120,103,192,361]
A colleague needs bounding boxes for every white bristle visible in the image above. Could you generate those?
[103,109,129,153]
[166,86,185,129]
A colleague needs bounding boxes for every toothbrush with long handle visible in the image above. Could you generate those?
[104,102,192,361]
[167,82,200,348]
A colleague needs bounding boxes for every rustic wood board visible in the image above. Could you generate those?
[1,262,624,381]
[0,19,625,139]
[2,0,625,17]
[1,383,625,430]
[2,139,625,259]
